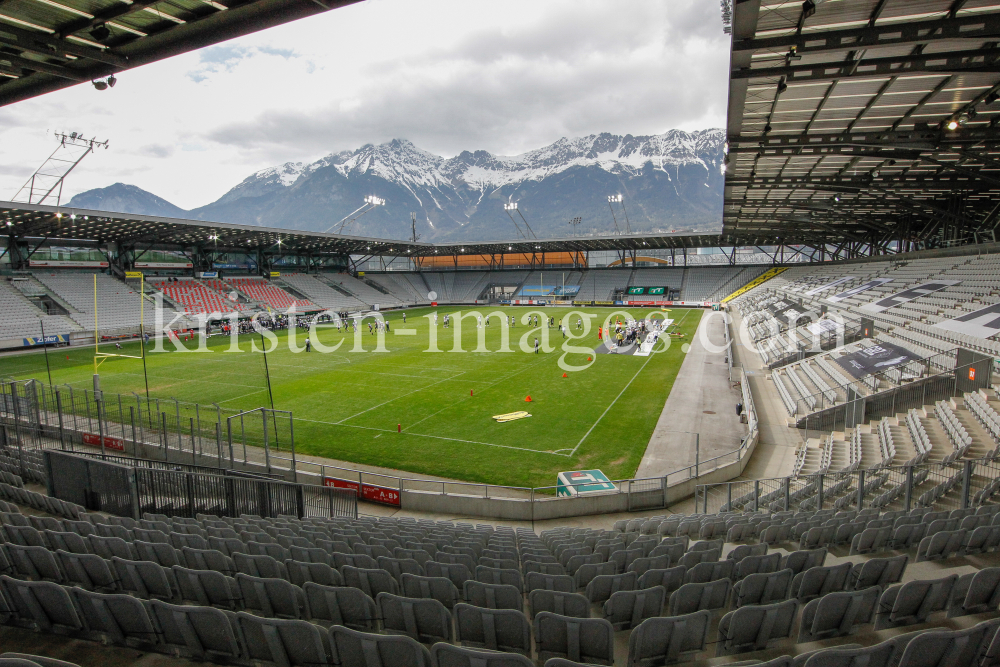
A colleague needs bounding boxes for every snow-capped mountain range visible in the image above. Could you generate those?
[68,129,725,241]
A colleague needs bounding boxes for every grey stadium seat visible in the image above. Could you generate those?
[1,576,82,634]
[638,567,686,595]
[797,587,880,643]
[585,572,637,603]
[533,612,614,666]
[431,643,533,667]
[874,575,958,630]
[400,573,461,609]
[235,573,306,619]
[528,589,590,619]
[302,582,377,630]
[285,559,343,587]
[683,560,735,584]
[70,588,157,648]
[626,611,712,667]
[376,592,453,644]
[463,581,522,611]
[340,565,400,598]
[791,562,852,603]
[55,551,117,592]
[149,600,243,663]
[895,618,1000,667]
[849,555,907,590]
[574,562,615,590]
[236,613,332,667]
[781,549,827,577]
[182,547,235,575]
[527,572,575,593]
[603,586,666,630]
[454,603,532,655]
[668,579,731,615]
[234,552,288,580]
[328,625,433,667]
[7,545,64,582]
[88,535,134,561]
[172,566,241,610]
[378,556,424,583]
[475,566,523,591]
[947,567,1000,618]
[111,557,178,601]
[716,599,798,656]
[732,569,794,608]
[424,561,471,589]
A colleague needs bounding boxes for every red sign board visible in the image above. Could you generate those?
[82,433,125,451]
[324,477,400,507]
[970,367,977,381]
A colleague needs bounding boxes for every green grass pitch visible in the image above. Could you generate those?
[2,306,704,489]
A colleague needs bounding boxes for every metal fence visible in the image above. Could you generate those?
[695,457,991,515]
[45,450,356,520]
[2,369,760,516]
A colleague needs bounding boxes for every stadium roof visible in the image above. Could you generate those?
[723,0,1000,256]
[0,200,725,257]
[0,0,360,106]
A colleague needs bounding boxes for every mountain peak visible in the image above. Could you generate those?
[67,182,187,217]
[71,128,724,241]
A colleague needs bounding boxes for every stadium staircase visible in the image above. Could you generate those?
[722,266,788,303]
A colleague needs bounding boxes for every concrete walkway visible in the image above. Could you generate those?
[730,310,804,482]
[635,311,745,478]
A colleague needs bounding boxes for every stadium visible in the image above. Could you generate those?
[1,0,1000,665]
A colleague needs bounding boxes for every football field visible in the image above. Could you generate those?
[2,306,703,489]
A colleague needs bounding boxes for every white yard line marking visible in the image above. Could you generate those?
[335,372,466,424]
[402,356,550,431]
[295,418,570,456]
[567,308,700,457]
[570,353,655,456]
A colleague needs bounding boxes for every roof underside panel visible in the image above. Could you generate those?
[0,0,362,106]
[723,0,1000,251]
[0,201,724,256]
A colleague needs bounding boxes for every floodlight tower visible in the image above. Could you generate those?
[568,216,582,236]
[327,195,385,234]
[607,194,631,234]
[503,202,536,239]
[12,132,109,206]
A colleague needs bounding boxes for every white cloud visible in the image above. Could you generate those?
[0,0,729,210]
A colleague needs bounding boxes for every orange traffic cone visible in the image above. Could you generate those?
[562,373,567,378]
[470,390,473,397]
[587,356,592,361]
[525,396,532,402]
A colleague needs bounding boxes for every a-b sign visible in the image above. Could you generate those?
[556,469,617,497]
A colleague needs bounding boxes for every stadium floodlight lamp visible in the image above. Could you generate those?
[70,214,76,220]
[504,202,518,211]
[92,80,108,91]
[946,118,960,131]
[55,213,61,219]
[608,194,623,203]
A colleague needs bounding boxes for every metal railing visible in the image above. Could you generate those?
[695,456,992,515]
[1,371,760,514]
[45,450,357,520]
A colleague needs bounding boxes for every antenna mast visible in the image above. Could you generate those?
[12,132,109,206]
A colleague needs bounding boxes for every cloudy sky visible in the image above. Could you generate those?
[0,0,730,210]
